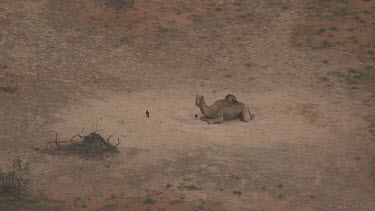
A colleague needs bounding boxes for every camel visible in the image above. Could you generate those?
[195,94,255,124]
[224,94,238,103]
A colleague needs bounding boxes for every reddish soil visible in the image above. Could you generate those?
[0,0,374,210]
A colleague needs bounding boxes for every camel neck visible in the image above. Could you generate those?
[199,99,210,116]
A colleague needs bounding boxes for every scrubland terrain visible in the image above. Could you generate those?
[0,0,374,210]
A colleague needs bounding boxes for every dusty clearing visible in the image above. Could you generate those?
[0,0,374,210]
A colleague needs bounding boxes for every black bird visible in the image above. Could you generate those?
[146,110,150,117]
[195,114,198,118]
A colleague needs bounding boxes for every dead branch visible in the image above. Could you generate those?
[46,129,86,149]
[46,130,60,149]
[107,134,114,142]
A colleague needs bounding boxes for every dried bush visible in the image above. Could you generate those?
[45,130,120,158]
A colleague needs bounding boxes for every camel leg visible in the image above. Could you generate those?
[200,116,211,121]
[200,116,222,124]
[207,110,224,124]
[241,107,255,122]
[207,116,224,124]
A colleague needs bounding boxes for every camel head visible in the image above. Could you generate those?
[195,94,204,106]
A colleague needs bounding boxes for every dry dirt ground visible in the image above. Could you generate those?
[0,0,374,210]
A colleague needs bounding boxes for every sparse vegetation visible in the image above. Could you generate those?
[229,174,240,180]
[198,199,205,209]
[144,197,156,204]
[99,203,119,210]
[1,0,374,210]
[317,28,326,35]
[232,190,242,196]
[31,203,66,211]
[348,68,356,73]
[329,26,338,31]
[336,0,348,4]
[169,199,182,204]
[238,12,253,19]
[365,66,374,71]
[277,182,283,188]
[294,0,375,96]
[182,185,201,191]
[0,86,17,93]
[334,8,348,17]
[322,40,334,47]
[319,76,329,82]
[105,0,135,11]
[0,159,31,200]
